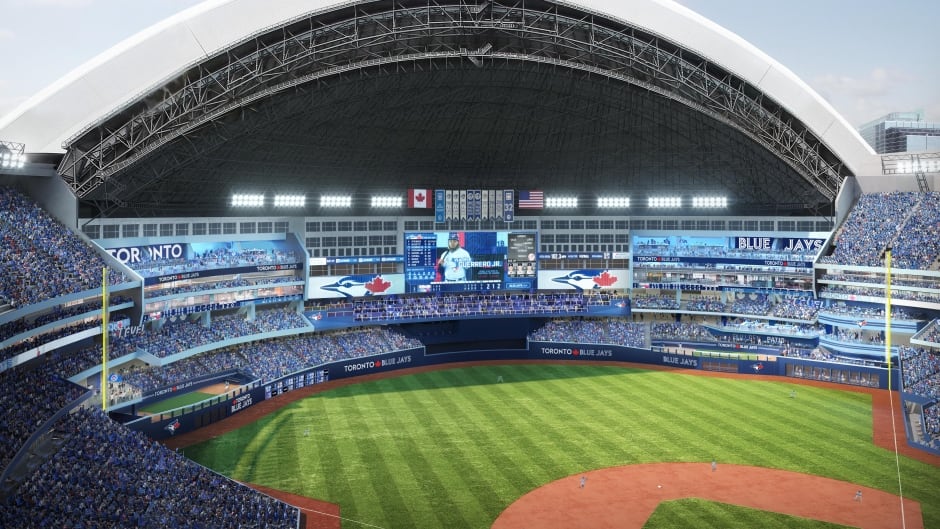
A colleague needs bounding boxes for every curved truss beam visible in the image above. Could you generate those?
[58,0,845,201]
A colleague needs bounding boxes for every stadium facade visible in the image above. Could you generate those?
[1,2,940,524]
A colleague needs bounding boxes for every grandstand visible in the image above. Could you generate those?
[1,0,939,528]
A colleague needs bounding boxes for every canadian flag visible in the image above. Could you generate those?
[408,189,431,208]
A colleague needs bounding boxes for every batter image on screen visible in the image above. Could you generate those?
[404,231,537,293]
[438,232,472,281]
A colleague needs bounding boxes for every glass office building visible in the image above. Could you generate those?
[858,111,940,153]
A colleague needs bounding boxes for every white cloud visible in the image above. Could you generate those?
[811,67,925,126]
[0,29,14,40]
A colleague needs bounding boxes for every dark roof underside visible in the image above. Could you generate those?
[80,61,828,218]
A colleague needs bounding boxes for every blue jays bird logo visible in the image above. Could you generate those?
[320,275,391,298]
[550,270,617,291]
[164,419,181,435]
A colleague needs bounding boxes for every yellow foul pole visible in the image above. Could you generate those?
[101,267,109,410]
[884,249,892,387]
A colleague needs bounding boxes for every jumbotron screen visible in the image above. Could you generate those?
[404,231,538,293]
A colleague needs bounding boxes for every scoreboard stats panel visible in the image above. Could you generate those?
[404,231,538,293]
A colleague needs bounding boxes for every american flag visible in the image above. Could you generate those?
[518,190,544,209]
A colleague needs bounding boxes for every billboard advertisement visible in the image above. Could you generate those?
[308,274,406,299]
[537,269,630,291]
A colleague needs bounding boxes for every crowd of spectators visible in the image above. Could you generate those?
[711,319,821,338]
[650,322,718,343]
[819,191,917,267]
[900,345,940,398]
[0,406,299,529]
[112,308,311,359]
[6,307,311,387]
[0,362,86,471]
[920,320,940,344]
[145,275,301,299]
[770,297,820,320]
[633,295,681,310]
[122,327,422,395]
[819,303,923,321]
[41,336,143,382]
[128,246,301,278]
[632,294,817,322]
[819,272,940,290]
[1,318,106,362]
[0,296,131,343]
[820,283,940,304]
[633,239,818,262]
[528,318,647,348]
[0,187,128,309]
[683,297,725,312]
[348,292,596,321]
[728,295,772,316]
[890,192,940,270]
[827,328,887,346]
[782,347,835,362]
[899,344,940,448]
[924,404,940,448]
[819,191,940,270]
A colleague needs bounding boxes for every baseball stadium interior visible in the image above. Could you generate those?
[1,1,939,528]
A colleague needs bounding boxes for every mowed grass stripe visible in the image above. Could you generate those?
[378,375,467,528]
[316,388,394,522]
[183,365,940,529]
[733,380,872,473]
[689,378,818,468]
[346,387,420,528]
[475,370,591,474]
[437,367,563,487]
[296,396,366,509]
[291,398,346,499]
[231,411,294,482]
[356,376,456,528]
[436,366,547,498]
[616,371,718,462]
[455,367,576,504]
[529,372,640,469]
[440,366,566,484]
[393,372,489,528]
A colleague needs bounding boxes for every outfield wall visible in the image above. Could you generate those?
[131,343,900,443]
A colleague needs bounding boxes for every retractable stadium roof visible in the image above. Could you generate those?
[0,0,878,218]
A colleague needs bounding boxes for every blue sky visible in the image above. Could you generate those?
[0,0,937,129]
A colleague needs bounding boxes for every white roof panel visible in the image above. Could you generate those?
[0,0,877,173]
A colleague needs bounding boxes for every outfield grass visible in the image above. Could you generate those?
[139,391,218,414]
[184,364,940,528]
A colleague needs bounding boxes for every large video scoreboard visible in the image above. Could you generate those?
[404,231,538,293]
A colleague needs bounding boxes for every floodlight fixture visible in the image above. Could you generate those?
[231,193,265,207]
[692,196,728,208]
[597,197,630,208]
[648,196,681,208]
[0,141,26,169]
[320,195,352,208]
[371,196,403,208]
[546,196,578,208]
[274,194,306,207]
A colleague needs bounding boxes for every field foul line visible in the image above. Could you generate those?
[299,506,389,529]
